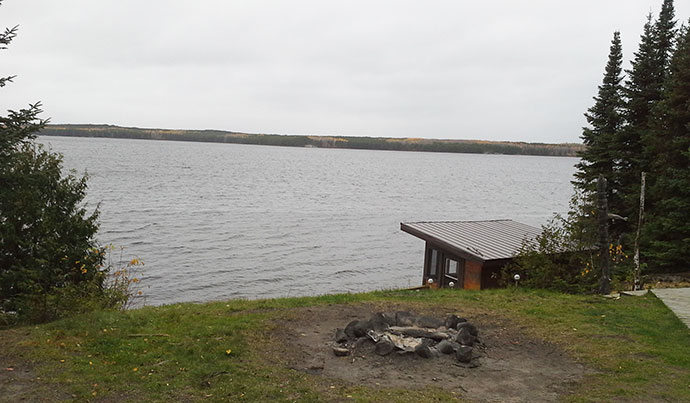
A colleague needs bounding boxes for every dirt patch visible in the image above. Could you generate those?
[0,329,71,402]
[278,303,588,402]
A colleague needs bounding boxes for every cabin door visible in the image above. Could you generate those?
[442,256,464,288]
[424,248,441,286]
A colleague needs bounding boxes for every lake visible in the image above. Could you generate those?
[38,136,578,306]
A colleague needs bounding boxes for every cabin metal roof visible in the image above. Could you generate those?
[400,219,541,262]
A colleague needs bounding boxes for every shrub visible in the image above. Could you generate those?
[101,245,146,310]
[502,215,600,293]
[503,210,633,294]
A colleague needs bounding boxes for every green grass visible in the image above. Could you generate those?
[2,289,689,402]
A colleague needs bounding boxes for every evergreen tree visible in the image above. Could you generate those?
[1,0,109,322]
[620,2,676,223]
[618,15,660,221]
[656,0,677,74]
[574,31,625,209]
[643,23,690,272]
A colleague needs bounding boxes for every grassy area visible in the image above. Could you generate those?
[2,288,689,402]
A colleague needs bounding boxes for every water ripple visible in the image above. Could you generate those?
[39,136,578,306]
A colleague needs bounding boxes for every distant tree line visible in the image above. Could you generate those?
[38,124,583,157]
[574,0,689,276]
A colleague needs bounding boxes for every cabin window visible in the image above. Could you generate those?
[445,258,459,278]
[428,249,438,277]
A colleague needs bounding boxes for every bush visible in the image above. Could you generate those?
[502,216,600,294]
[0,139,106,322]
[503,209,634,294]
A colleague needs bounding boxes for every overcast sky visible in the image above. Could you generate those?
[1,1,687,143]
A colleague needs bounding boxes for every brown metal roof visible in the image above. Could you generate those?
[400,220,541,262]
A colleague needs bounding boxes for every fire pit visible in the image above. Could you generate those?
[332,311,480,366]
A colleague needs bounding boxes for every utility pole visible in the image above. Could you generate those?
[597,175,611,294]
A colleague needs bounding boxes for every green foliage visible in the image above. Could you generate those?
[504,189,635,293]
[502,215,599,293]
[0,2,134,323]
[574,31,625,200]
[618,15,662,224]
[573,0,689,277]
[0,132,109,322]
[643,22,690,272]
[573,32,629,255]
[656,0,677,73]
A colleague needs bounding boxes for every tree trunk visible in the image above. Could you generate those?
[597,175,611,294]
[633,172,646,290]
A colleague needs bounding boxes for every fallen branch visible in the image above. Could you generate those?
[127,333,171,337]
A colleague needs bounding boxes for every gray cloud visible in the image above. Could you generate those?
[1,0,687,142]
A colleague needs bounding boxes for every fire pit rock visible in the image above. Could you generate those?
[332,311,481,365]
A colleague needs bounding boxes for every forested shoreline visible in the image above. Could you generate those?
[39,124,583,157]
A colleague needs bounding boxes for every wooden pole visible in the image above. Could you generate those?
[597,175,611,294]
[633,172,646,290]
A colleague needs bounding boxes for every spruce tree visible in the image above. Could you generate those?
[643,23,690,272]
[1,0,109,322]
[574,31,625,208]
[620,2,676,222]
[618,15,660,221]
[656,0,677,74]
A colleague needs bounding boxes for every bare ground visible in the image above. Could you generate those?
[0,329,71,402]
[277,302,589,402]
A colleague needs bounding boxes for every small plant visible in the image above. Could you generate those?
[101,245,146,310]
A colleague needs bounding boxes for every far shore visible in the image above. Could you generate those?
[39,124,584,157]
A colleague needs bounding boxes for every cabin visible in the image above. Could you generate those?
[400,220,541,290]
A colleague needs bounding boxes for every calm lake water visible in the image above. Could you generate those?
[38,136,578,306]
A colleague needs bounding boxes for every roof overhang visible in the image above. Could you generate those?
[400,222,487,263]
[400,220,542,262]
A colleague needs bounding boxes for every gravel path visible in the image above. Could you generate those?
[651,287,690,329]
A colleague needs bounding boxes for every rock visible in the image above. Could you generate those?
[455,327,475,346]
[456,322,478,337]
[355,336,372,349]
[444,315,467,329]
[435,339,459,355]
[353,320,372,337]
[416,316,444,329]
[395,311,416,326]
[456,345,473,363]
[374,339,396,356]
[334,328,348,343]
[369,312,393,331]
[344,320,359,338]
[345,320,372,338]
[414,343,435,358]
[332,347,349,357]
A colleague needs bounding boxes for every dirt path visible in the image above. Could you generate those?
[278,303,588,402]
